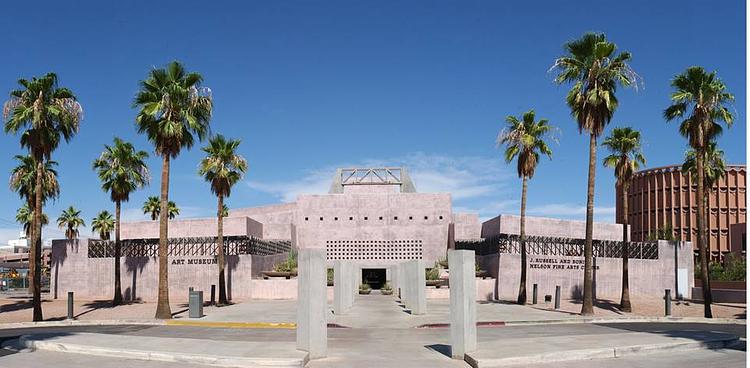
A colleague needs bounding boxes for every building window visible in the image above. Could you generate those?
[424,216,428,220]
[394,216,398,220]
[305,217,309,221]
[439,215,443,220]
[349,216,353,221]
[364,217,368,220]
[320,217,324,221]
[334,217,338,221]
[379,216,383,220]
[409,216,413,220]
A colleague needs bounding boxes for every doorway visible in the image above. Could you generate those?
[362,268,386,289]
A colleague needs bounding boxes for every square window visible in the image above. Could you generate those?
[409,216,413,220]
[379,216,383,220]
[305,217,309,221]
[394,216,398,220]
[334,217,338,221]
[439,215,443,220]
[364,217,368,220]
[349,216,353,220]
[424,216,428,220]
[320,217,324,221]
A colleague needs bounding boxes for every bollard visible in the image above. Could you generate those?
[189,290,204,318]
[532,284,538,305]
[665,289,672,316]
[67,291,74,320]
[210,285,216,306]
[554,286,561,310]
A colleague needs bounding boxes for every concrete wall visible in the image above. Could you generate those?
[229,203,296,240]
[453,213,481,239]
[120,217,263,240]
[483,240,693,301]
[294,193,452,266]
[481,214,626,241]
[51,238,254,302]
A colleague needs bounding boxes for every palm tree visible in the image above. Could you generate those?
[93,137,149,305]
[683,142,726,189]
[57,206,85,240]
[3,73,82,321]
[664,66,734,318]
[16,204,49,237]
[92,211,115,240]
[134,61,212,319]
[143,196,180,220]
[683,142,727,269]
[602,127,646,313]
[10,155,60,209]
[199,135,248,305]
[497,110,553,305]
[551,33,639,315]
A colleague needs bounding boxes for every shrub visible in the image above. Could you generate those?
[382,282,392,291]
[426,264,440,280]
[273,248,298,273]
[359,283,371,291]
[696,254,746,282]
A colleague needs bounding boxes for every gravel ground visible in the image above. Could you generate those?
[0,295,197,323]
[531,297,746,319]
[0,294,745,324]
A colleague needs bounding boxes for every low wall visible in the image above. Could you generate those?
[425,279,495,301]
[484,240,693,301]
[691,287,747,304]
[51,239,254,302]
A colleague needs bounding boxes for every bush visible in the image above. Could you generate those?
[359,283,371,291]
[382,282,392,291]
[426,264,440,280]
[696,254,746,282]
[273,248,298,273]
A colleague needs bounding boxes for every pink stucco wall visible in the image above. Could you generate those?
[120,217,263,240]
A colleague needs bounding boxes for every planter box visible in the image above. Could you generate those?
[261,271,297,279]
[359,289,371,295]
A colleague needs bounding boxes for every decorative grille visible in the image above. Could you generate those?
[326,239,423,260]
[455,234,659,260]
[87,236,291,258]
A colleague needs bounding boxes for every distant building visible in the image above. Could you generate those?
[0,231,29,254]
[617,164,746,259]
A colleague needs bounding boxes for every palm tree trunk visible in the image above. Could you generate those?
[620,184,632,312]
[31,158,44,321]
[155,154,172,319]
[217,194,227,305]
[581,133,597,316]
[113,200,123,306]
[517,176,528,304]
[696,150,713,318]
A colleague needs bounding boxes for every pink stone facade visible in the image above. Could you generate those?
[50,167,684,302]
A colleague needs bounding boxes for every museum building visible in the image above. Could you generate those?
[51,167,692,302]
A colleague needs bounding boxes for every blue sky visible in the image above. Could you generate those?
[0,0,745,243]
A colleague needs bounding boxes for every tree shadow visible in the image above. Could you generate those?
[124,256,150,302]
[568,297,624,315]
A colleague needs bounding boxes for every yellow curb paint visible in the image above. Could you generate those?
[165,320,296,329]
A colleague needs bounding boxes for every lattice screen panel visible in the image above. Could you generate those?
[326,240,423,260]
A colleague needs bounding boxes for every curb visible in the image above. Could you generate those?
[11,335,308,368]
[0,320,166,330]
[165,320,297,329]
[464,335,739,368]
[417,316,745,328]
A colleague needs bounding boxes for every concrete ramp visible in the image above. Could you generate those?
[11,333,308,367]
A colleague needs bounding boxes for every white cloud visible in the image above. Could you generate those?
[528,203,616,223]
[247,152,513,206]
[246,152,617,224]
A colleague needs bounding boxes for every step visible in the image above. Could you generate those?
[464,331,739,367]
[8,333,308,368]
